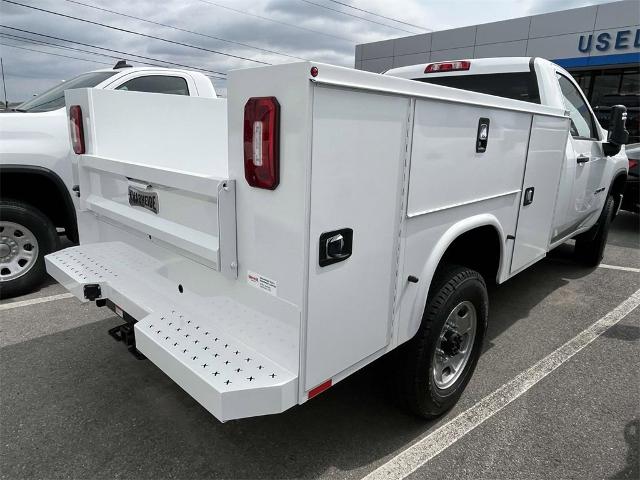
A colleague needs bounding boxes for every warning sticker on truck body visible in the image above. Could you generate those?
[247,271,278,296]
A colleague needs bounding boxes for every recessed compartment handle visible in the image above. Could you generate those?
[319,228,353,267]
[523,187,535,206]
[476,117,490,153]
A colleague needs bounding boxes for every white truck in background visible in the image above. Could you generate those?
[0,61,217,298]
[45,58,628,422]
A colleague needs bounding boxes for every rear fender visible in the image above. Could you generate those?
[402,214,505,343]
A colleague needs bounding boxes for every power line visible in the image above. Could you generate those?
[0,25,227,78]
[0,26,226,78]
[0,32,170,69]
[2,0,269,65]
[297,0,421,35]
[2,31,180,66]
[0,35,225,86]
[1,31,82,52]
[325,0,431,31]
[194,0,352,42]
[62,0,307,61]
[0,41,113,66]
[0,31,107,55]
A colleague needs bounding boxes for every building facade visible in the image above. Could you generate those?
[355,0,639,141]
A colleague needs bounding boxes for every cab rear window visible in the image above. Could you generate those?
[414,72,541,104]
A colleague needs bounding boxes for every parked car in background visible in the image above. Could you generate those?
[0,61,217,298]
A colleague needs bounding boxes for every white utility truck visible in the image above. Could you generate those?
[0,62,216,298]
[45,58,629,422]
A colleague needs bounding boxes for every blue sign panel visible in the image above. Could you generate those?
[555,52,640,68]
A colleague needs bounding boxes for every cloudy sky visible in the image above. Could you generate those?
[0,0,617,101]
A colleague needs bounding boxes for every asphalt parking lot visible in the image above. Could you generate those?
[1,212,638,480]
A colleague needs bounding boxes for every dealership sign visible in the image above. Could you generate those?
[578,28,640,53]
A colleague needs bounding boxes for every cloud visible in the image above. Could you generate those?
[0,0,617,101]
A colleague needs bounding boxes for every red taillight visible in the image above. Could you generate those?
[69,105,85,155]
[629,159,638,169]
[244,97,280,190]
[424,60,471,73]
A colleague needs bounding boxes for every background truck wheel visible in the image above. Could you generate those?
[574,194,615,267]
[399,265,488,419]
[0,200,59,299]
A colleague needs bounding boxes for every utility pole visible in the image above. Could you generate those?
[0,57,7,110]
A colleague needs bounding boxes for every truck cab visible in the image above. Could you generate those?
[0,62,217,298]
[385,57,629,249]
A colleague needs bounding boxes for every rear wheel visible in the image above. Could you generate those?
[574,194,614,267]
[0,200,58,299]
[399,265,488,418]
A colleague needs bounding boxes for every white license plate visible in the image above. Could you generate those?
[128,186,158,214]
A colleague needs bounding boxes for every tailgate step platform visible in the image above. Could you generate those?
[135,310,297,421]
[45,243,298,422]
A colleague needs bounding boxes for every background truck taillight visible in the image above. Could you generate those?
[69,105,85,154]
[244,97,280,189]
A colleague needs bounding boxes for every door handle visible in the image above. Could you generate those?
[319,228,353,267]
[523,187,535,206]
[476,117,490,153]
[576,154,590,164]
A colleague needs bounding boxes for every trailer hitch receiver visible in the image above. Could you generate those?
[83,284,101,301]
[106,300,146,360]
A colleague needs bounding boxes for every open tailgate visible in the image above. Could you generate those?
[65,88,237,278]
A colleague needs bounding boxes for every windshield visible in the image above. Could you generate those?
[17,71,117,112]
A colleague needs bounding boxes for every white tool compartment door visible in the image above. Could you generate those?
[511,115,569,273]
[305,86,409,389]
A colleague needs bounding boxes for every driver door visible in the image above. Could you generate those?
[556,73,607,235]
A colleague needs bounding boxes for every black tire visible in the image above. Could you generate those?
[399,265,488,418]
[574,194,615,267]
[0,199,59,299]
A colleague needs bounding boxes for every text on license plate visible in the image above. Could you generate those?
[128,186,159,214]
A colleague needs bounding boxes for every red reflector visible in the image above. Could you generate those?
[69,105,85,154]
[424,60,471,73]
[308,379,332,399]
[244,97,280,190]
[629,159,638,169]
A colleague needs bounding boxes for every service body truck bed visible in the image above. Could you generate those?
[46,59,628,422]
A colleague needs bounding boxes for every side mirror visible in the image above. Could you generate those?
[603,105,629,157]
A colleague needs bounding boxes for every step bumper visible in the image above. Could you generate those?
[45,242,298,422]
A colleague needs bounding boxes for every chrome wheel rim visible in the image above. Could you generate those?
[433,300,477,390]
[0,221,39,282]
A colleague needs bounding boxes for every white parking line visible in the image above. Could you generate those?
[0,293,75,311]
[363,289,640,480]
[599,264,640,273]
